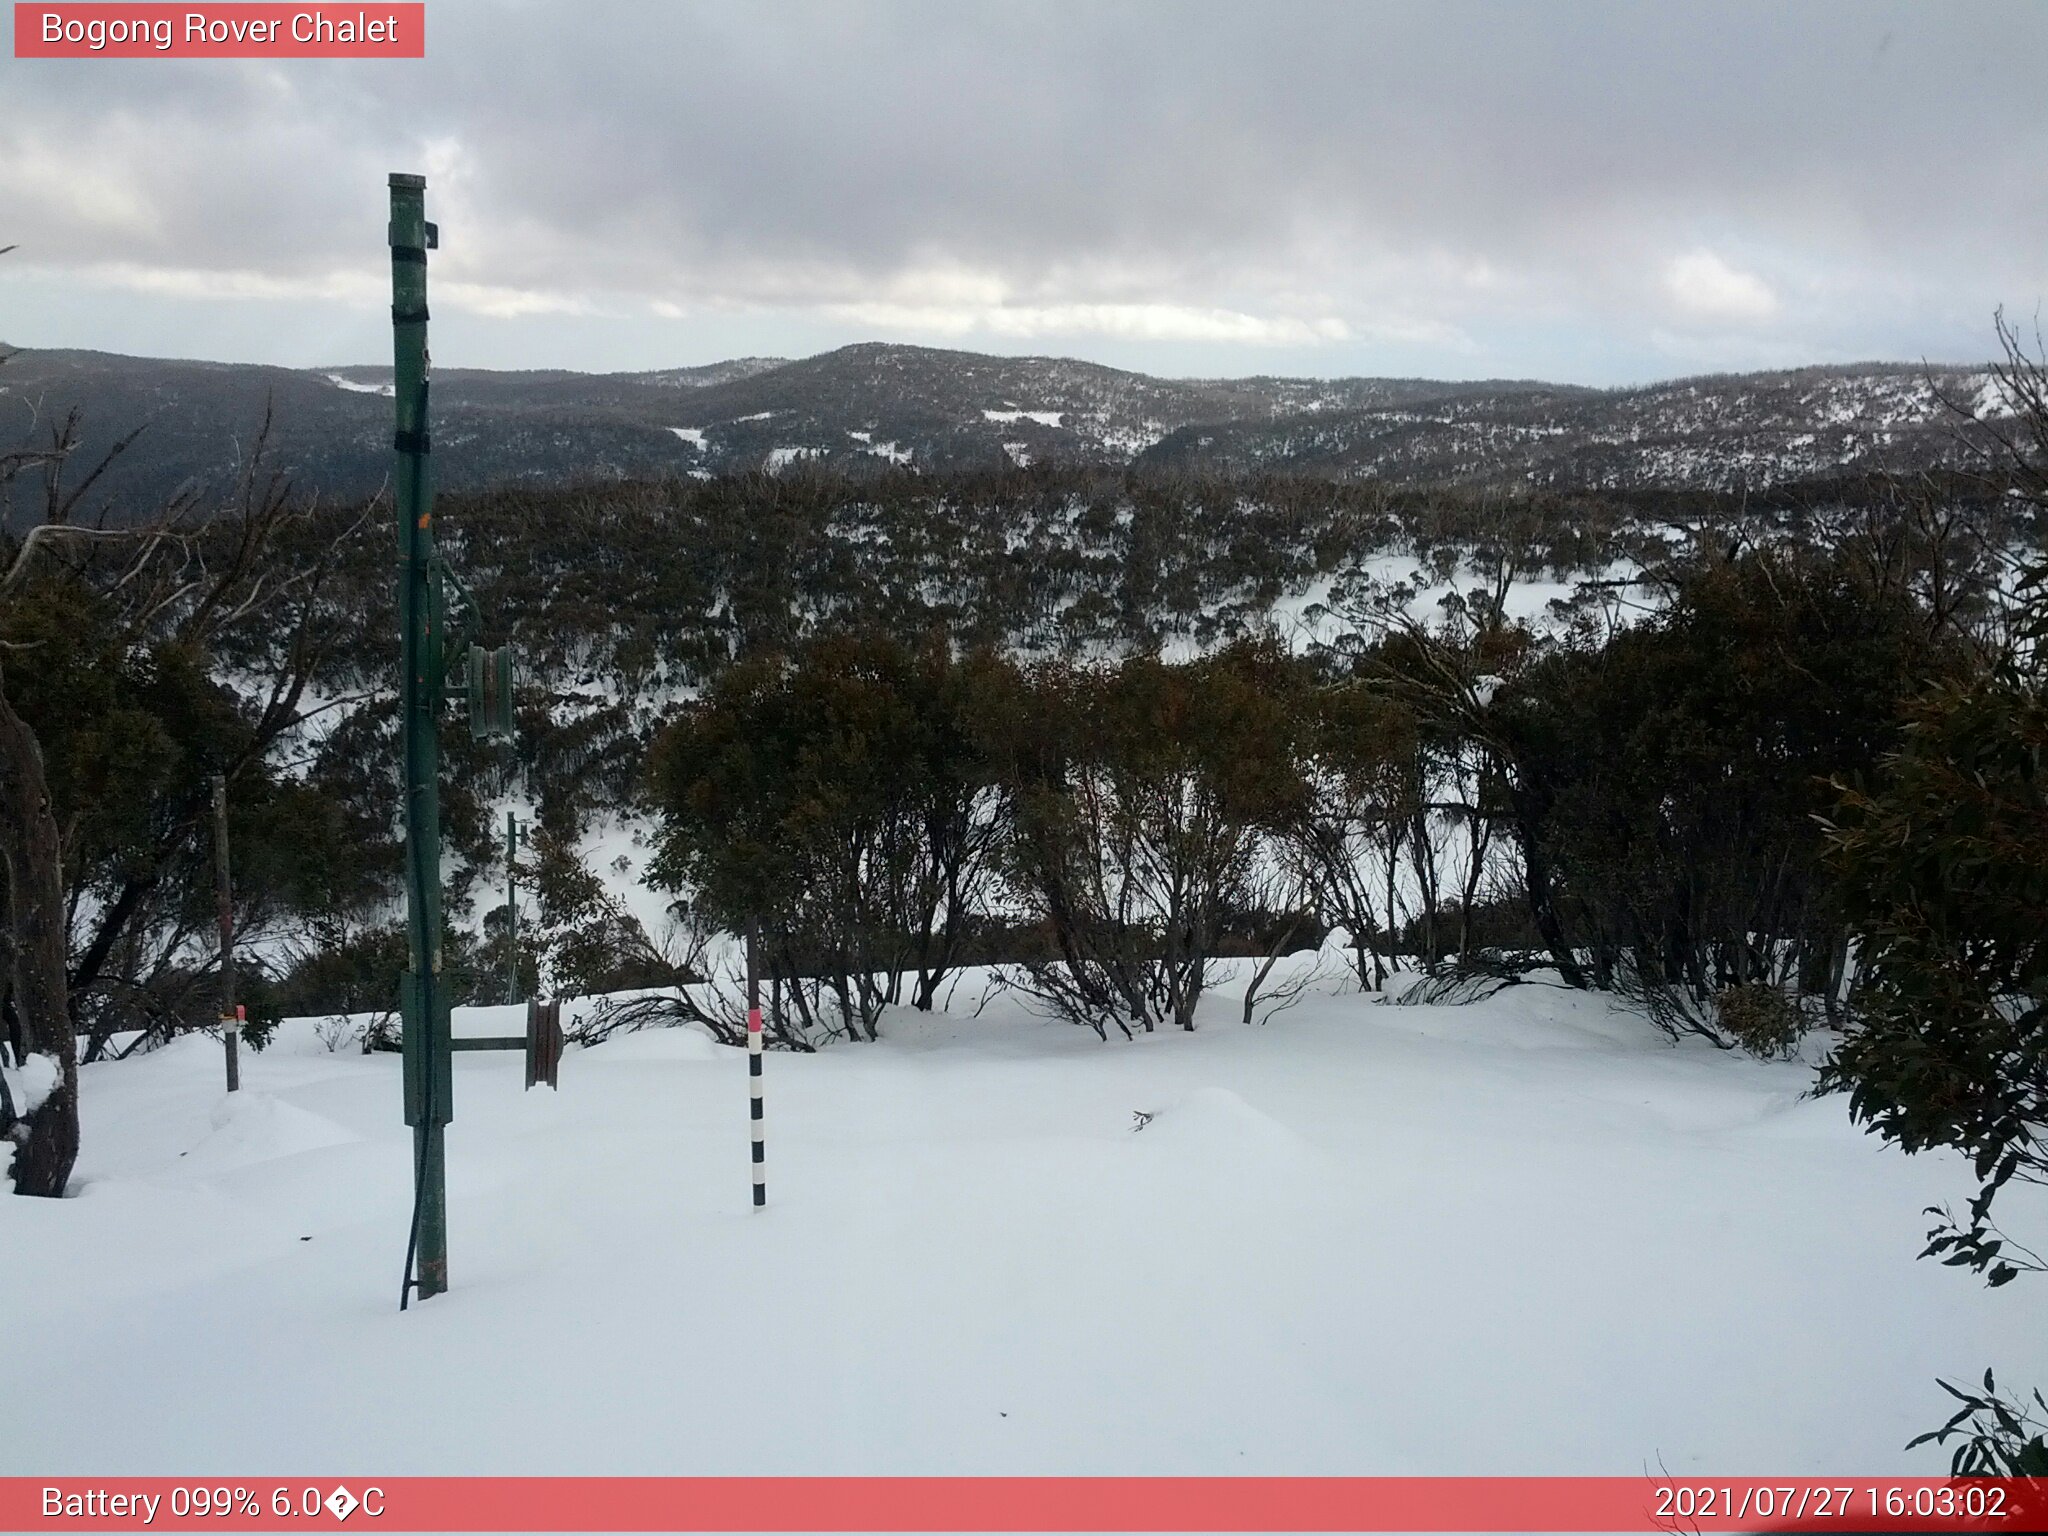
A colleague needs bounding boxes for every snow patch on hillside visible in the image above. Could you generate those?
[1093,419,1169,456]
[1972,373,2024,419]
[325,373,394,397]
[983,408,1065,428]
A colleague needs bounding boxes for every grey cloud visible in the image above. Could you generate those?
[2,0,2044,381]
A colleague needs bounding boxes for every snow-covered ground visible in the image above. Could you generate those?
[4,960,2040,1477]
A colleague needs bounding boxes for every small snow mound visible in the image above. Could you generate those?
[1132,1087,1319,1170]
[181,1092,359,1173]
[869,1008,969,1050]
[583,1027,724,1063]
[1,1051,59,1118]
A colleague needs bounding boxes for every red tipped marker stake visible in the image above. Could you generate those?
[746,920,765,1207]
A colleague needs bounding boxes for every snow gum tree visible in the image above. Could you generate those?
[648,628,1011,1044]
[1,394,361,1195]
[0,621,73,1195]
[1290,683,1423,991]
[1818,318,2048,1473]
[1498,542,1954,1038]
[999,642,1311,1036]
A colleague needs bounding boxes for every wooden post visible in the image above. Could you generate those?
[504,811,521,1005]
[210,773,240,1093]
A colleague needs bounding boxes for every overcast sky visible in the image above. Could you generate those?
[3,0,2045,384]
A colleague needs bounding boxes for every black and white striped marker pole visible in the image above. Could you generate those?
[747,919,765,1207]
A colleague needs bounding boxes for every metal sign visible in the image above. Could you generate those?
[525,999,563,1091]
[468,644,516,742]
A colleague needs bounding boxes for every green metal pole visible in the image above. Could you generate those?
[505,811,521,1006]
[391,172,450,1303]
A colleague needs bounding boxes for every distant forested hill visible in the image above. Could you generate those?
[6,340,2011,525]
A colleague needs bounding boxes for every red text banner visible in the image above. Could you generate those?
[13,4,424,58]
[2,1476,2043,1532]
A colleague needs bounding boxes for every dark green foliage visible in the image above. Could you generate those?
[418,468,1396,683]
[9,431,2026,1064]
[1907,1371,2048,1477]
[1812,317,2048,1470]
[237,1004,279,1053]
[1489,544,1955,1040]
[647,630,1317,1041]
[1821,672,2048,1278]
[266,927,409,1021]
[13,454,2006,1059]
[997,642,1313,1035]
[648,629,1011,1040]
[0,506,398,1055]
[264,920,532,1026]
[1292,674,1426,989]
[525,824,674,1000]
[1385,896,1546,962]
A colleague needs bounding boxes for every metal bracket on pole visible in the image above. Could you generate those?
[438,997,558,1091]
[399,969,454,1128]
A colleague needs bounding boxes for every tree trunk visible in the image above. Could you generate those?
[1516,830,1587,989]
[1243,913,1302,1024]
[1410,807,1439,964]
[0,672,78,1197]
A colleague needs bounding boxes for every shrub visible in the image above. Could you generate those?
[1713,984,1806,1058]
